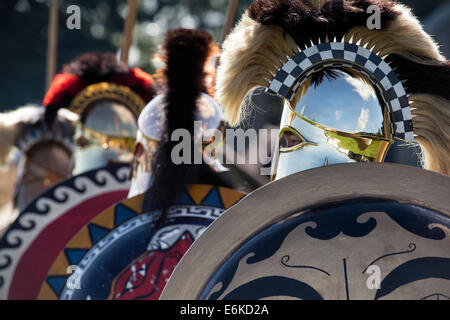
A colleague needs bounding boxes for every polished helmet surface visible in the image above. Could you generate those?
[273,68,392,179]
[73,100,139,175]
[68,82,146,176]
[266,43,412,180]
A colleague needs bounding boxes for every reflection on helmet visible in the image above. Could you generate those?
[128,93,227,198]
[73,100,138,175]
[85,101,137,138]
[128,130,159,198]
[272,68,393,180]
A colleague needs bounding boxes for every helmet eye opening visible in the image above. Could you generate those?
[279,127,316,153]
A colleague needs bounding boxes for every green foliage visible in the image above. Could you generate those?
[0,0,442,111]
[1,0,252,110]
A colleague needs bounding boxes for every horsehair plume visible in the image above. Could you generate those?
[216,14,299,126]
[409,94,450,175]
[44,53,127,126]
[145,28,218,214]
[61,52,129,81]
[44,52,155,126]
[217,0,449,174]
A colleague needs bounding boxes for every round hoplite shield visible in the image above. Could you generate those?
[162,164,450,300]
[0,164,130,300]
[37,184,244,300]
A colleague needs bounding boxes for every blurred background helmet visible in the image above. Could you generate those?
[43,52,156,176]
[128,93,227,198]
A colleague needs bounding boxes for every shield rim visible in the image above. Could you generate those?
[38,184,245,300]
[0,164,130,300]
[161,163,450,300]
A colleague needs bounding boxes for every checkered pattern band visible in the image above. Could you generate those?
[267,42,413,141]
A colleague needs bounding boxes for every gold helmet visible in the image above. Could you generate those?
[43,53,156,175]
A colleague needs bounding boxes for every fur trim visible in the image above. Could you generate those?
[384,55,450,100]
[56,108,80,124]
[216,14,298,126]
[217,0,449,174]
[410,94,450,175]
[61,52,128,81]
[0,105,43,165]
[145,29,223,214]
[0,106,78,166]
[248,0,399,48]
[249,1,443,63]
[218,0,445,126]
[343,3,445,64]
[43,74,86,114]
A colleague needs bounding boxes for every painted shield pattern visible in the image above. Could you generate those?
[0,164,130,300]
[161,164,450,300]
[38,184,244,300]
